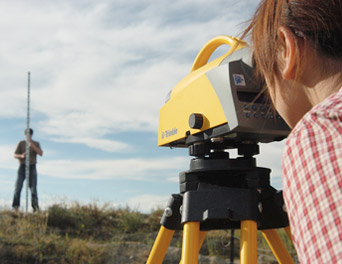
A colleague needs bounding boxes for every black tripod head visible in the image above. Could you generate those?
[188,139,260,159]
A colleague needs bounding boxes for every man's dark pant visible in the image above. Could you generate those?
[12,164,39,211]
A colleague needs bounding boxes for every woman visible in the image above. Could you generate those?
[244,0,342,263]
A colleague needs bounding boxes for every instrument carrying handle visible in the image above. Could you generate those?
[190,35,247,72]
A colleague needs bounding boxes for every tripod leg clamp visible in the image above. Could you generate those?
[160,194,183,230]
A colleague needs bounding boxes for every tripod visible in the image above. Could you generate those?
[147,142,295,264]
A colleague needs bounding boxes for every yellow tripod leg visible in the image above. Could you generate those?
[181,222,200,264]
[284,226,293,244]
[262,229,294,264]
[147,226,175,264]
[179,231,207,264]
[198,231,207,251]
[240,220,257,264]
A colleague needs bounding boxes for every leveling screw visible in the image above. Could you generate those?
[258,202,263,213]
[164,207,173,217]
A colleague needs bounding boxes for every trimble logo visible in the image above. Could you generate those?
[161,128,178,139]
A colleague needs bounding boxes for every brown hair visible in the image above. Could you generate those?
[243,0,342,88]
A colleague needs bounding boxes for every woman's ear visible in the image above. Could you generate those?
[278,26,296,80]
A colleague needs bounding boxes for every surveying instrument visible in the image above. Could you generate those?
[147,36,296,263]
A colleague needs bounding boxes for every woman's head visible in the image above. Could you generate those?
[244,0,342,126]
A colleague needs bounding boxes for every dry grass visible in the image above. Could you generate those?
[0,203,298,263]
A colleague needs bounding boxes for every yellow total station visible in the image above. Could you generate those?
[158,36,288,148]
[148,36,294,264]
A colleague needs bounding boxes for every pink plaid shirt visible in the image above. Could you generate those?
[282,88,342,263]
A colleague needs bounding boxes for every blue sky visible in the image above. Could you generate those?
[0,0,286,212]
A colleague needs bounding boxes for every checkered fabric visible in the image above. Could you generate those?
[282,88,342,263]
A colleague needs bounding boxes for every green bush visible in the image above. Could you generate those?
[47,202,120,239]
[47,204,78,229]
[119,207,143,233]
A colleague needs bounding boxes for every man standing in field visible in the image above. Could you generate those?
[12,128,43,212]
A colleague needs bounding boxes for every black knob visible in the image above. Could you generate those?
[189,113,204,129]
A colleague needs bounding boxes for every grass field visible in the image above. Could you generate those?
[0,203,298,263]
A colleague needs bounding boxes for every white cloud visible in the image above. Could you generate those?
[39,156,189,180]
[0,0,270,210]
[258,141,286,189]
[0,0,258,147]
[0,194,115,213]
[125,194,169,213]
[0,145,18,169]
[0,193,167,213]
[51,136,133,153]
[167,177,179,183]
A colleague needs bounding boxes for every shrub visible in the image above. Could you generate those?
[119,207,143,233]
